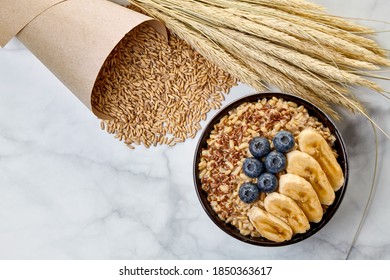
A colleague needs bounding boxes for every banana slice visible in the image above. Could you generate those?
[286,150,335,205]
[279,174,323,223]
[248,207,293,242]
[264,192,310,234]
[298,129,344,191]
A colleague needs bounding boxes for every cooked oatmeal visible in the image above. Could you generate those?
[198,97,336,237]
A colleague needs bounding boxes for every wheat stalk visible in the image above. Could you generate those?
[173,1,381,70]
[129,0,390,138]
[130,2,267,91]
[171,0,390,66]
[206,0,384,55]
[238,9,387,57]
[238,0,324,11]
[162,1,382,89]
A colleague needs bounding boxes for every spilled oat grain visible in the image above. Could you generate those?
[92,24,237,148]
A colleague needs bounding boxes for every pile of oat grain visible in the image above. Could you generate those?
[91,24,237,148]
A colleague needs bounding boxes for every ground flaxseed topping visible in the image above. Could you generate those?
[199,97,336,237]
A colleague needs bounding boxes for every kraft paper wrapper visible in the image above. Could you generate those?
[0,0,167,119]
[0,0,66,47]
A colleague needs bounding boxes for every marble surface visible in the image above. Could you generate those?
[0,0,389,259]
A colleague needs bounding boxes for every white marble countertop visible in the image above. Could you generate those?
[0,0,389,259]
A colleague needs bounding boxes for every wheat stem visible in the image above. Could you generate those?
[129,0,390,139]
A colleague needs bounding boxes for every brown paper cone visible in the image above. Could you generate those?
[1,0,167,119]
[0,0,66,47]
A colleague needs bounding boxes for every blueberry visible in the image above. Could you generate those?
[249,137,271,159]
[257,173,278,193]
[273,131,295,153]
[242,157,264,178]
[264,151,286,173]
[238,182,260,203]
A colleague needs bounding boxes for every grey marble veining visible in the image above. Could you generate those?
[0,0,389,259]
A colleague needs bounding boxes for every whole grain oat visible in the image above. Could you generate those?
[91,23,237,148]
[198,97,336,237]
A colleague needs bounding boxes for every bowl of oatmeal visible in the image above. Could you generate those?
[193,92,348,246]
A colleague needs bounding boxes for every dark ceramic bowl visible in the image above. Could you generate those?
[193,92,349,246]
